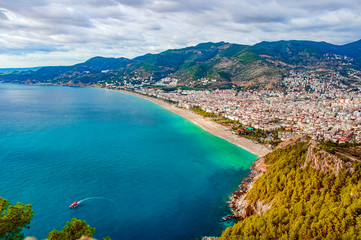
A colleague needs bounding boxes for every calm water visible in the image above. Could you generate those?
[0,83,256,239]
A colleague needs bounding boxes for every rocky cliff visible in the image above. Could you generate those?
[228,136,356,221]
[229,156,270,219]
[219,137,361,239]
[303,140,355,175]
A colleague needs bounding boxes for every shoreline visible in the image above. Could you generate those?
[9,82,270,157]
[109,88,271,157]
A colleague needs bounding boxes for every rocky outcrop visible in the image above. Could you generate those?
[226,137,355,223]
[303,140,355,175]
[231,195,272,219]
[228,156,270,220]
[227,137,305,221]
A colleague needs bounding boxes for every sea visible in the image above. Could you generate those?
[0,83,257,240]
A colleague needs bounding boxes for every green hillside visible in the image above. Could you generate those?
[219,139,361,239]
[1,39,360,89]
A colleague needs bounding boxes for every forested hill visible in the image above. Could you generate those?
[219,138,361,239]
[1,39,361,90]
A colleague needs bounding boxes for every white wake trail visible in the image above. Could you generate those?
[76,197,119,211]
[78,197,107,204]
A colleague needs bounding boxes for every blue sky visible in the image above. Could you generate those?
[0,0,360,67]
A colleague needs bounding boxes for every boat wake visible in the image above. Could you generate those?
[76,197,119,211]
[78,197,106,204]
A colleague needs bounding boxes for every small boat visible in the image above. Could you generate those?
[69,201,78,208]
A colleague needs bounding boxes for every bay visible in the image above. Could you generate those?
[0,83,256,239]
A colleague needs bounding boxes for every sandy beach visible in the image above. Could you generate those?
[115,89,271,157]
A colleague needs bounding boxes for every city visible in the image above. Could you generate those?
[103,66,361,146]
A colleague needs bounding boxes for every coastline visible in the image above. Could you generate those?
[17,82,270,157]
[110,88,271,157]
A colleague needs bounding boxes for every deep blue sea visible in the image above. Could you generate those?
[0,83,257,239]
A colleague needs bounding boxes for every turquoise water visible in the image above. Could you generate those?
[0,83,256,239]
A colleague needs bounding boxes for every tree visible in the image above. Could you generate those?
[0,197,33,240]
[48,218,95,240]
[219,141,361,239]
[0,197,111,240]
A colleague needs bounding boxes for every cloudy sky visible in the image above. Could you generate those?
[0,0,360,67]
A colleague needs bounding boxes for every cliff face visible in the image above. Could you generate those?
[303,140,355,175]
[232,195,271,219]
[229,137,302,219]
[229,156,270,219]
[229,137,356,220]
[220,138,361,239]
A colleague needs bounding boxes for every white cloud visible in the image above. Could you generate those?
[0,0,360,67]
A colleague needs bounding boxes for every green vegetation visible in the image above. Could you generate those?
[0,197,33,240]
[160,85,200,92]
[0,197,111,240]
[2,40,360,89]
[141,62,162,71]
[190,63,211,80]
[178,86,198,91]
[48,218,95,240]
[318,140,361,163]
[218,71,232,82]
[232,124,267,143]
[190,107,279,145]
[48,218,112,240]
[220,141,361,239]
[237,52,262,65]
[219,44,247,57]
[161,87,178,92]
[319,140,341,154]
[214,117,238,125]
[191,106,219,118]
[319,140,361,154]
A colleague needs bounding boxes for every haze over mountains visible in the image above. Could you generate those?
[1,39,361,90]
[0,67,42,73]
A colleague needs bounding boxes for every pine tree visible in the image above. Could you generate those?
[0,197,33,240]
[48,218,95,240]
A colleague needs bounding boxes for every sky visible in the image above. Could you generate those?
[0,0,360,68]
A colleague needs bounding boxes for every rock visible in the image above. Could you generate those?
[303,140,355,175]
[229,156,271,220]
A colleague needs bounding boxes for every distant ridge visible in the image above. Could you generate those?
[0,67,42,73]
[1,39,360,90]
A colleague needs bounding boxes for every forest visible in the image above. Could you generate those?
[220,140,361,239]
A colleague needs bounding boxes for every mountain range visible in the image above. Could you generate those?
[1,39,361,90]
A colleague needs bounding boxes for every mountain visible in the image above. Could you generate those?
[339,39,361,64]
[249,40,361,67]
[219,137,361,239]
[26,57,132,84]
[0,67,42,73]
[1,39,361,89]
